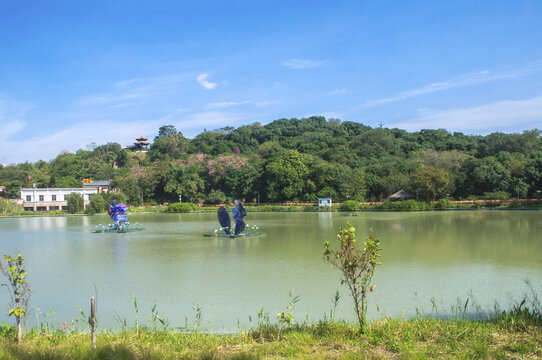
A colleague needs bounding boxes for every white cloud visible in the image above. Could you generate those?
[364,68,533,107]
[282,58,326,69]
[197,73,217,89]
[390,95,542,134]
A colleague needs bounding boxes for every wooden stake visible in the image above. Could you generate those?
[89,297,96,349]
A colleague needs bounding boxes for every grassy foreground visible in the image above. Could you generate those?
[1,315,540,359]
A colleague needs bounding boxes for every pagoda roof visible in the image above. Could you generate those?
[135,136,148,141]
[134,141,150,145]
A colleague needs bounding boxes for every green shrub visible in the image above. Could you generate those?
[341,200,360,211]
[144,199,158,207]
[483,191,511,200]
[380,200,392,209]
[390,199,432,211]
[507,201,523,208]
[435,198,452,209]
[0,199,24,216]
[166,202,196,212]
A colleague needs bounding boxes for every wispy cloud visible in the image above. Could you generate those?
[78,74,188,107]
[364,68,533,107]
[0,118,164,164]
[175,111,252,136]
[197,73,217,89]
[390,94,542,134]
[205,101,250,109]
[328,88,347,96]
[282,58,326,69]
[0,97,32,140]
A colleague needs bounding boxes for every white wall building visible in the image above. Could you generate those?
[318,197,332,207]
[20,187,98,212]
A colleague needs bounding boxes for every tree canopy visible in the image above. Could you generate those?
[1,117,541,204]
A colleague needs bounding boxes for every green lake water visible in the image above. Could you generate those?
[0,210,541,330]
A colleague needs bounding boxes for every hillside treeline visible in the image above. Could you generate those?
[1,117,541,204]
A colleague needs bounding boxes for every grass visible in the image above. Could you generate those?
[0,314,540,359]
[0,281,540,358]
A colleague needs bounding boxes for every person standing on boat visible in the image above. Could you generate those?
[232,199,247,235]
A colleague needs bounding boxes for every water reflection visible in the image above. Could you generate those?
[15,216,68,231]
[317,212,333,230]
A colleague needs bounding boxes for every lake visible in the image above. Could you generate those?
[0,210,541,331]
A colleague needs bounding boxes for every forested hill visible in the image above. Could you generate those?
[1,116,541,204]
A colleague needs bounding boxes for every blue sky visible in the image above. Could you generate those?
[1,0,541,164]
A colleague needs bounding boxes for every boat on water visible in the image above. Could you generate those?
[92,200,145,233]
[204,205,265,238]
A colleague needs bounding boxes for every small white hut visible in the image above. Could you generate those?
[318,198,332,207]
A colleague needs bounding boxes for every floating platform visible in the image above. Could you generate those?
[203,232,266,238]
[92,223,145,233]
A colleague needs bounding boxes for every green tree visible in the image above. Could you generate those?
[163,164,205,203]
[66,192,84,213]
[86,193,108,215]
[324,223,381,333]
[149,125,190,160]
[410,166,452,200]
[468,156,511,195]
[205,189,227,204]
[263,150,311,202]
[49,152,85,187]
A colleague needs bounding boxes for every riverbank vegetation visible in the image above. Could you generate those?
[0,198,24,216]
[1,198,540,217]
[1,117,541,208]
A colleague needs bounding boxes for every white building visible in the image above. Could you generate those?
[20,187,98,212]
[318,197,332,207]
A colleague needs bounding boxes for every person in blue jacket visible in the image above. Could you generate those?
[232,199,247,235]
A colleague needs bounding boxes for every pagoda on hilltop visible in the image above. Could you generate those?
[126,136,150,152]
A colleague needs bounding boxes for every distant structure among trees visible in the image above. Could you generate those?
[389,190,414,200]
[126,136,150,152]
